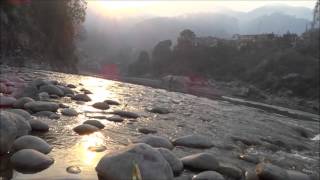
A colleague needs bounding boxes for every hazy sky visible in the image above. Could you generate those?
[88,0,316,17]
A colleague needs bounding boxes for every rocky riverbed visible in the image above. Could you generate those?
[0,65,319,180]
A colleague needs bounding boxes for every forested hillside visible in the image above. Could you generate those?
[0,0,86,72]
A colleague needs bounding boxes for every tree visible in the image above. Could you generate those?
[176,29,196,50]
[128,51,150,76]
[151,40,172,76]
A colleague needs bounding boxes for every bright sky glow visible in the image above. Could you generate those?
[87,1,316,17]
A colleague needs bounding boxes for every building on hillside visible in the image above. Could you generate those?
[194,36,221,47]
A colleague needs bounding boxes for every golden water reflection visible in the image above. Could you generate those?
[74,132,106,166]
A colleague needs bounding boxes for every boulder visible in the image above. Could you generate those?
[92,102,109,110]
[104,99,120,105]
[57,85,74,95]
[217,163,243,179]
[192,171,225,180]
[67,84,76,88]
[12,135,52,154]
[157,148,183,175]
[73,124,99,135]
[18,84,38,99]
[173,135,214,148]
[10,149,54,173]
[2,111,31,137]
[96,143,173,180]
[13,97,34,108]
[149,107,170,114]
[175,175,193,180]
[0,95,16,107]
[29,119,49,132]
[5,108,32,120]
[72,94,91,102]
[111,110,139,119]
[0,112,18,154]
[38,92,50,101]
[287,170,310,180]
[181,153,220,171]
[61,108,78,116]
[138,128,157,134]
[39,84,64,96]
[134,135,173,149]
[255,163,289,180]
[83,120,105,129]
[106,115,124,122]
[24,101,59,112]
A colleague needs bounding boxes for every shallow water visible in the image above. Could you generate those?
[1,67,319,179]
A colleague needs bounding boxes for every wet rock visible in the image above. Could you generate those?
[57,85,74,95]
[59,103,69,108]
[0,95,16,107]
[38,92,50,101]
[50,94,59,99]
[134,135,173,149]
[67,84,76,88]
[5,108,32,120]
[286,170,310,180]
[12,135,52,154]
[2,111,31,137]
[192,171,225,180]
[33,111,60,119]
[111,110,139,119]
[245,169,259,180]
[255,163,289,180]
[92,102,109,110]
[19,84,39,99]
[157,148,184,175]
[72,94,91,102]
[73,124,99,135]
[66,166,81,174]
[61,108,78,116]
[29,119,49,132]
[181,153,220,171]
[0,111,18,155]
[83,120,105,129]
[138,128,157,134]
[217,163,243,179]
[104,99,120,105]
[173,135,214,148]
[149,107,170,114]
[39,84,64,96]
[24,101,59,112]
[13,97,34,108]
[96,143,173,180]
[238,153,260,164]
[106,115,124,122]
[10,149,54,173]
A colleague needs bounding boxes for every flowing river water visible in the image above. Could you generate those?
[1,67,319,179]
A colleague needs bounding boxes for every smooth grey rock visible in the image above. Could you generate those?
[38,92,50,101]
[61,108,78,116]
[92,102,109,110]
[0,95,16,106]
[175,175,193,180]
[39,84,64,96]
[72,94,91,102]
[157,148,183,175]
[24,101,59,112]
[73,124,99,135]
[138,128,157,134]
[104,99,120,105]
[217,163,243,179]
[173,135,214,148]
[29,119,49,131]
[134,135,173,149]
[0,111,18,154]
[10,149,54,172]
[149,107,170,114]
[13,97,34,108]
[181,153,220,171]
[19,84,38,99]
[67,84,76,88]
[192,171,225,180]
[12,135,52,154]
[5,108,32,120]
[112,110,139,119]
[2,111,31,137]
[106,115,124,122]
[96,143,173,180]
[287,170,310,180]
[256,163,289,180]
[83,120,105,129]
[57,85,74,95]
